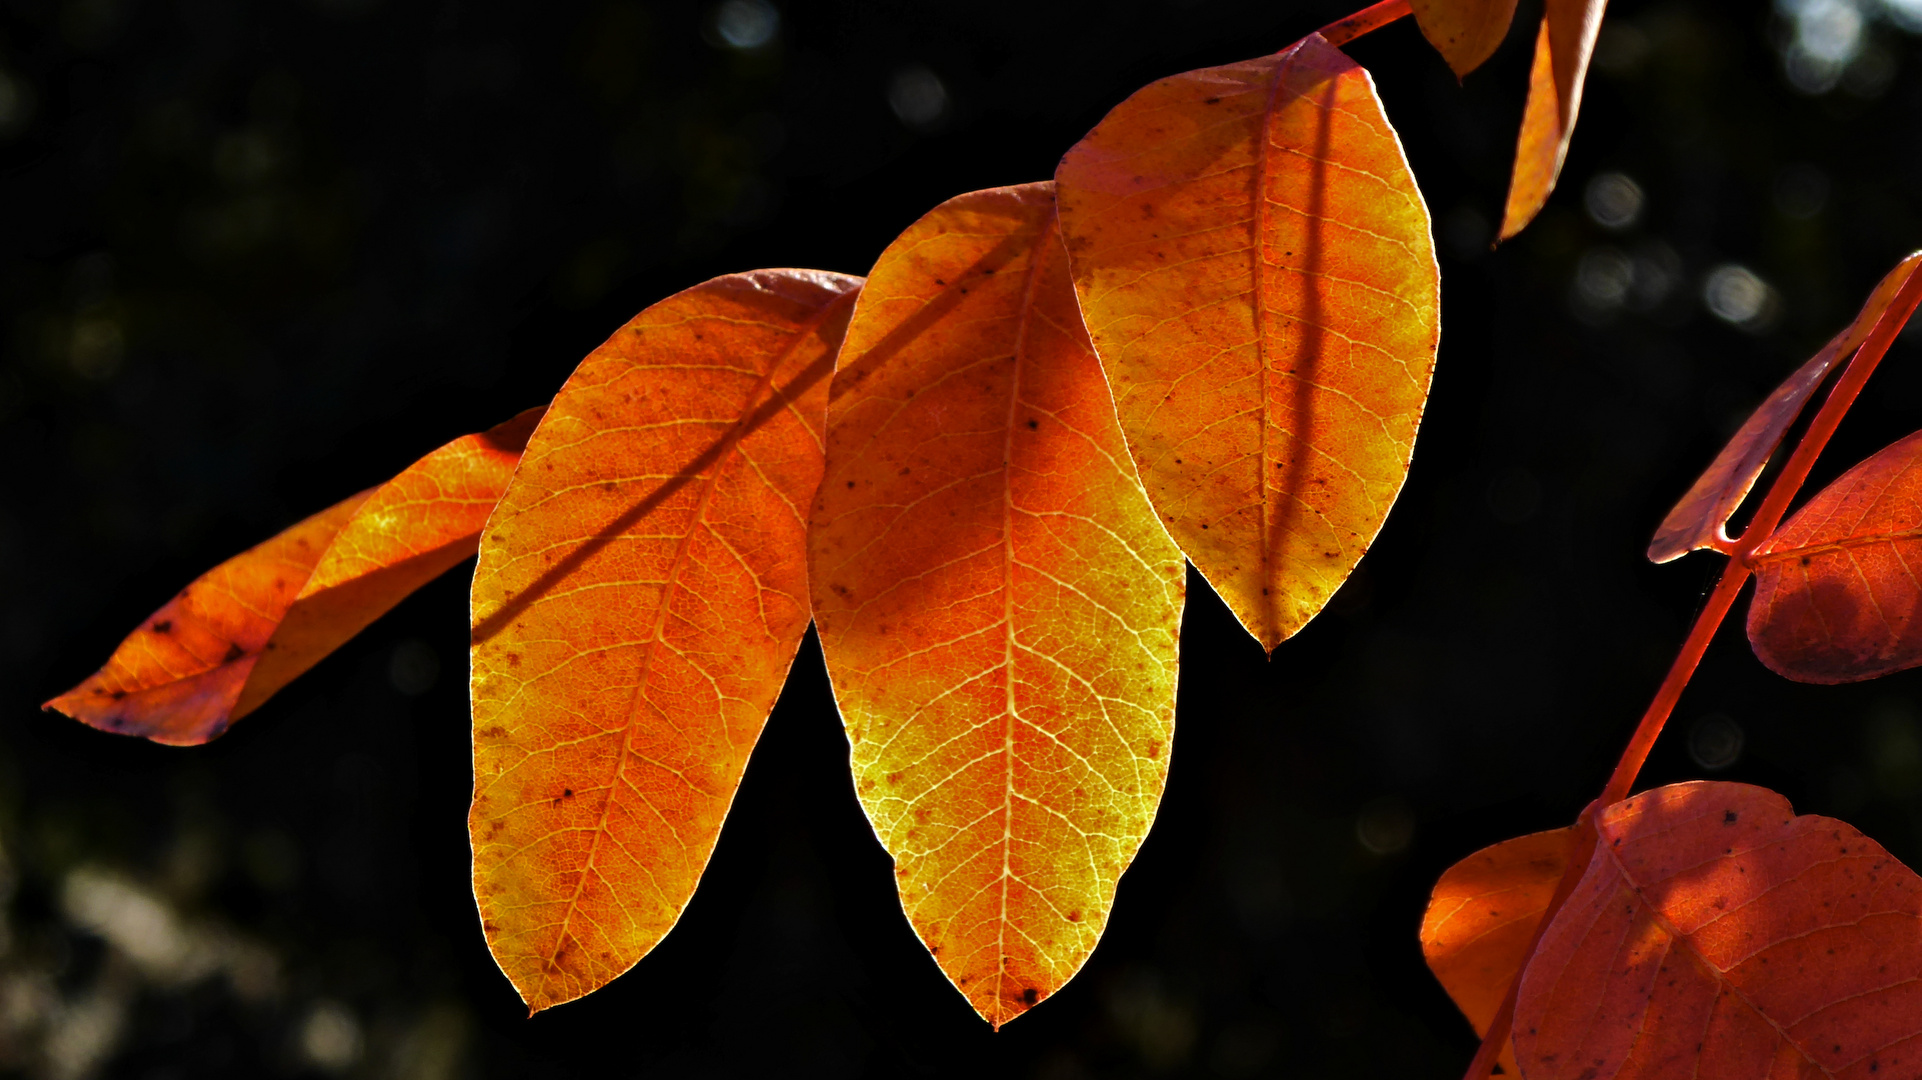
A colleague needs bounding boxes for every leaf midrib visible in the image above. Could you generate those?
[990,213,1051,1028]
[1754,526,1922,566]
[1251,43,1291,646]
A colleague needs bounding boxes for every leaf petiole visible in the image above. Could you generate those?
[1317,0,1413,48]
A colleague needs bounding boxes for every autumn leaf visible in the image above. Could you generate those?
[808,183,1185,1027]
[1499,0,1609,241]
[469,269,860,1013]
[1648,350,1846,566]
[1649,253,1922,565]
[1421,826,1574,1078]
[1411,0,1521,79]
[1748,427,1922,684]
[1514,782,1922,1080]
[44,407,543,746]
[1055,33,1438,652]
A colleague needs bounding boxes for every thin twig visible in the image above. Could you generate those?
[1318,0,1412,47]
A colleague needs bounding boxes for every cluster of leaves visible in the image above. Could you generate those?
[1427,252,1922,1079]
[41,0,1922,1075]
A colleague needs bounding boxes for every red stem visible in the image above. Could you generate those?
[1318,0,1413,47]
[1594,560,1751,806]
[1456,265,1922,1080]
[1458,815,1599,1080]
[1603,264,1922,805]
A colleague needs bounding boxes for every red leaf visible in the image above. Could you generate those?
[1649,253,1922,565]
[44,408,542,744]
[1516,782,1922,1080]
[1749,427,1922,683]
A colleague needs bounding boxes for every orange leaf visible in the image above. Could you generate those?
[1516,782,1922,1080]
[44,408,543,745]
[1421,826,1574,1078]
[1649,253,1922,565]
[809,183,1185,1027]
[1748,427,1922,684]
[1411,0,1521,79]
[469,269,860,1013]
[1498,0,1608,241]
[1055,33,1438,652]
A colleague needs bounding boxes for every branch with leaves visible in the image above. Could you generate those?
[44,0,1922,1075]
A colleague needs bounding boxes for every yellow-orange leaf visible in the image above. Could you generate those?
[1421,826,1574,1079]
[469,269,860,1013]
[1649,253,1922,564]
[1412,0,1521,78]
[1498,0,1609,241]
[809,183,1184,1027]
[1055,33,1438,652]
[44,408,542,745]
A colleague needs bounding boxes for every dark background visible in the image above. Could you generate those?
[3,0,1922,1076]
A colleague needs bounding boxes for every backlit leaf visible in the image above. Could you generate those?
[1498,0,1608,241]
[1412,0,1521,79]
[1516,782,1922,1080]
[44,407,543,745]
[1055,33,1438,652]
[469,270,860,1013]
[1749,427,1922,683]
[1649,252,1922,564]
[1421,826,1573,1078]
[809,183,1185,1027]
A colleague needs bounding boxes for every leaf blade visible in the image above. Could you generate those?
[43,407,542,745]
[1516,782,1922,1080]
[1649,253,1922,564]
[1498,0,1609,241]
[809,183,1185,1027]
[469,269,860,1013]
[1055,34,1438,651]
[1749,427,1922,683]
[1411,0,1521,78]
[1421,826,1574,1078]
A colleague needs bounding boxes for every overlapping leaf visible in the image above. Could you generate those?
[1055,33,1438,652]
[1514,782,1922,1080]
[1749,428,1922,683]
[809,183,1185,1027]
[1412,0,1521,79]
[1649,252,1922,564]
[1421,826,1574,1078]
[1499,0,1609,241]
[45,407,542,745]
[469,270,860,1013]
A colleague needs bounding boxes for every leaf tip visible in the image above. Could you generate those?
[1494,206,1537,246]
[1436,43,1494,82]
[515,979,566,1017]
